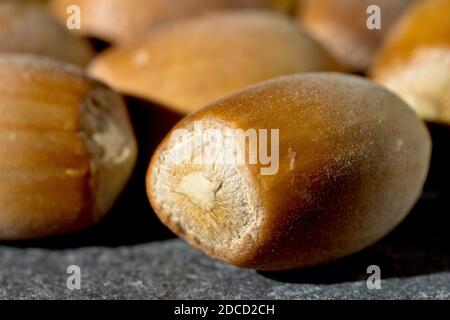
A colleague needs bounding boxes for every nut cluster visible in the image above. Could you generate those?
[0,0,447,272]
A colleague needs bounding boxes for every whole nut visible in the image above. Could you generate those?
[146,73,431,270]
[297,0,415,71]
[0,0,94,66]
[0,54,137,240]
[88,10,339,114]
[371,0,450,125]
[50,0,296,44]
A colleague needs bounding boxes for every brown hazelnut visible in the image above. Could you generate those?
[88,10,340,114]
[0,0,94,66]
[146,73,431,270]
[371,0,450,125]
[297,0,415,72]
[0,54,137,240]
[50,0,296,44]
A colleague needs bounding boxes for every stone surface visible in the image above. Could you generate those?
[0,239,449,300]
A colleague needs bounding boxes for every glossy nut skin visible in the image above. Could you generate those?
[50,0,295,44]
[0,0,94,66]
[146,73,431,271]
[88,10,339,114]
[0,54,137,240]
[371,0,450,125]
[297,0,414,71]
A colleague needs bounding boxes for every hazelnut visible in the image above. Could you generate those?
[297,0,415,71]
[50,0,296,44]
[88,10,339,114]
[0,0,94,66]
[146,73,431,270]
[371,0,450,125]
[0,54,137,240]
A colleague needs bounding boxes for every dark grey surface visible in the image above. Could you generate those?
[0,239,449,300]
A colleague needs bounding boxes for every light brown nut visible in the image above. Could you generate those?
[297,0,415,72]
[0,54,137,240]
[146,73,431,270]
[371,0,450,125]
[50,0,295,44]
[0,0,94,66]
[88,10,340,114]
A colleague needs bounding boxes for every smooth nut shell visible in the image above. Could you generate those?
[0,54,137,240]
[88,10,340,114]
[297,0,414,71]
[371,0,450,124]
[50,0,294,44]
[0,0,94,66]
[147,73,431,270]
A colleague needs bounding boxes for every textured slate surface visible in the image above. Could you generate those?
[0,238,449,300]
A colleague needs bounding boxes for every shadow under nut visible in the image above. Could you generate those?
[146,73,431,271]
[0,54,137,240]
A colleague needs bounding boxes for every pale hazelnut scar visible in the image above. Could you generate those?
[174,171,222,211]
